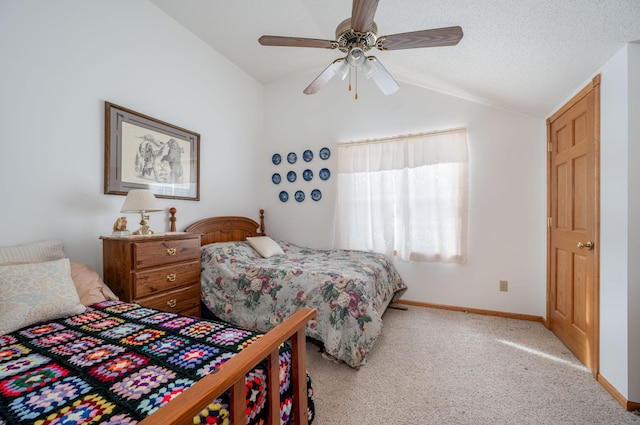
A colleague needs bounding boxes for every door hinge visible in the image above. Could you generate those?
[548,217,552,227]
[548,142,552,152]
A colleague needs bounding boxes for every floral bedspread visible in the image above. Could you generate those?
[200,241,407,368]
[0,300,315,424]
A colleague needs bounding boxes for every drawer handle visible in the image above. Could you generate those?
[166,273,177,282]
[167,299,177,308]
[166,248,177,255]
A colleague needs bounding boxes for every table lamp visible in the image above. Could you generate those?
[120,189,162,235]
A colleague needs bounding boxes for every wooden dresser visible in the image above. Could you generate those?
[100,233,202,317]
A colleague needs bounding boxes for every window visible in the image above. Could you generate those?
[334,128,469,263]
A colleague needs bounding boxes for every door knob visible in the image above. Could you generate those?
[577,241,594,250]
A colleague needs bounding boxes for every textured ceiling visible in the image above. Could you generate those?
[149,0,640,118]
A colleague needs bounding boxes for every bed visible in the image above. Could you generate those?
[0,239,316,425]
[183,210,407,369]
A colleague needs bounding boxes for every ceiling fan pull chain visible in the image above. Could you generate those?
[355,67,359,100]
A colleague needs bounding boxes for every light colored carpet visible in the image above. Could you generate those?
[306,305,640,425]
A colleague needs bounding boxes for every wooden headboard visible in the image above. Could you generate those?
[181,209,266,246]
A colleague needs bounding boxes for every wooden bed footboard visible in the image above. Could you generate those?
[139,307,316,425]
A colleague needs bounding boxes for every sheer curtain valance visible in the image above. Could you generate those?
[334,128,469,263]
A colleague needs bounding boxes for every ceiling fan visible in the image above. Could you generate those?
[258,0,463,98]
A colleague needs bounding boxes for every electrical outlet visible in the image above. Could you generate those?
[499,280,508,292]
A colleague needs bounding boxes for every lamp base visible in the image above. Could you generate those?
[132,214,154,235]
[132,225,154,235]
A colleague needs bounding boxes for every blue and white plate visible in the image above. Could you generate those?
[319,168,331,180]
[295,190,305,202]
[287,152,297,164]
[272,173,281,184]
[287,171,297,182]
[303,149,313,162]
[303,169,313,181]
[311,189,322,201]
[279,191,289,202]
[272,153,281,165]
[319,147,331,160]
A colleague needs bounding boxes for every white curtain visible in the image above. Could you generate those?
[334,128,469,263]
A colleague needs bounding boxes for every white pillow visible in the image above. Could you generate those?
[0,258,86,335]
[246,236,285,258]
[0,239,65,264]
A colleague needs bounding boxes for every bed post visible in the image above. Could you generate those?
[169,207,177,232]
[259,209,265,234]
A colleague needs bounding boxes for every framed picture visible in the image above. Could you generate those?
[104,101,200,201]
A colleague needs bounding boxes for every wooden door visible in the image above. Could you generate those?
[547,75,600,374]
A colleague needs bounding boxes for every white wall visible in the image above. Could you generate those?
[627,42,640,405]
[574,42,640,403]
[599,44,630,401]
[262,72,547,317]
[0,1,265,271]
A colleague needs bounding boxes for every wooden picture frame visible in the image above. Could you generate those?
[104,102,200,201]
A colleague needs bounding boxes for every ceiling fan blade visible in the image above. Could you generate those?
[304,59,348,95]
[363,56,399,95]
[259,35,336,49]
[351,0,379,33]
[378,26,463,50]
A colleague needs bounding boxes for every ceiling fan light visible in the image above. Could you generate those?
[367,56,400,95]
[371,73,399,95]
[362,58,377,79]
[303,58,347,95]
[336,59,350,80]
[347,46,366,67]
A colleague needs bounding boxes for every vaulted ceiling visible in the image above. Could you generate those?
[149,0,640,118]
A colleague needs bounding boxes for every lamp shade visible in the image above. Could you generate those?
[120,189,162,213]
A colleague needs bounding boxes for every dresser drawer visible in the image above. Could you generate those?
[133,260,200,298]
[138,284,200,315]
[133,237,200,269]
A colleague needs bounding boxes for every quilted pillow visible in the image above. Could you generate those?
[0,239,65,264]
[246,236,285,258]
[0,258,86,335]
[71,263,119,306]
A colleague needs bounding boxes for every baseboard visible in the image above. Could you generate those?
[597,374,640,412]
[394,299,544,322]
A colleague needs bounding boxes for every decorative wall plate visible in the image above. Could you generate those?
[287,152,297,164]
[279,191,289,202]
[272,153,281,165]
[303,149,313,162]
[319,147,331,160]
[303,169,313,181]
[319,168,331,180]
[295,190,305,202]
[287,171,297,182]
[311,189,322,201]
[272,173,281,184]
